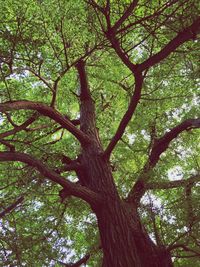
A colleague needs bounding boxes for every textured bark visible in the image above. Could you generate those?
[77,121,173,266]
[75,59,174,267]
[79,144,173,267]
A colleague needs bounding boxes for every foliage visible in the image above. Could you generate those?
[0,0,200,266]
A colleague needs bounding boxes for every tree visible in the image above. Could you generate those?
[0,0,200,266]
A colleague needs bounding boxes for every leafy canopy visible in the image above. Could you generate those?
[0,0,200,266]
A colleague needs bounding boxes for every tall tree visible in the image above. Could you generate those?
[0,0,200,266]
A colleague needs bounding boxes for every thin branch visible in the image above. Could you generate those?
[147,174,200,190]
[167,222,199,250]
[185,181,195,230]
[141,94,196,102]
[0,112,38,139]
[0,100,91,145]
[0,196,24,219]
[57,244,101,267]
[25,123,53,132]
[111,0,139,33]
[116,0,179,35]
[0,152,103,207]
[85,0,105,14]
[168,244,200,257]
[4,112,18,127]
[58,254,90,267]
[50,78,60,108]
[26,68,53,90]
[0,140,15,152]
[106,31,137,73]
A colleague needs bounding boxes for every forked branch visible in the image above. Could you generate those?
[111,0,139,33]
[0,112,38,139]
[0,152,103,207]
[127,118,200,204]
[0,100,90,145]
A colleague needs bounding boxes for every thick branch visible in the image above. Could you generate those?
[127,119,200,204]
[76,60,98,141]
[0,100,90,145]
[56,161,82,173]
[0,196,24,218]
[138,16,200,71]
[149,118,200,167]
[76,60,91,101]
[104,71,143,158]
[0,152,103,207]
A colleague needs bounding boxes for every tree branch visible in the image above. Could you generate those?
[0,100,91,145]
[0,196,24,218]
[76,60,91,101]
[168,244,200,257]
[127,119,200,204]
[116,0,179,35]
[105,31,137,73]
[0,152,103,207]
[138,16,200,71]
[76,60,99,142]
[149,118,200,167]
[103,13,200,160]
[147,174,200,190]
[56,161,82,174]
[58,254,90,267]
[111,0,139,33]
[0,112,38,139]
[104,71,143,158]
[57,244,101,266]
[85,0,105,14]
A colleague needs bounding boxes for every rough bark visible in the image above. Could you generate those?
[79,144,173,267]
[75,59,174,267]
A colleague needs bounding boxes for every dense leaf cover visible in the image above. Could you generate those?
[0,0,200,266]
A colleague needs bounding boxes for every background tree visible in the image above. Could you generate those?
[0,0,200,266]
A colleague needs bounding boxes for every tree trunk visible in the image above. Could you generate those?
[77,60,173,267]
[80,146,173,267]
[96,197,173,267]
